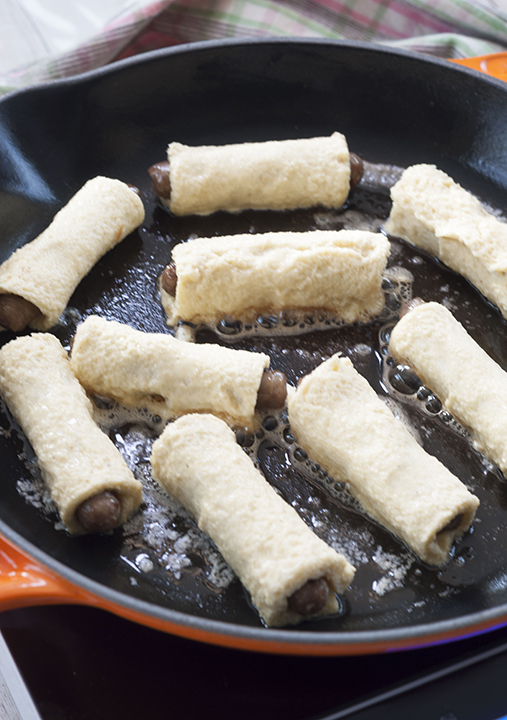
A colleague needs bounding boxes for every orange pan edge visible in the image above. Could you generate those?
[1,530,507,657]
[452,52,507,82]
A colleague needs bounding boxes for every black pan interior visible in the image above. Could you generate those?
[2,39,507,640]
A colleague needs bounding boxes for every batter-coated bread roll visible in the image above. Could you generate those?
[287,355,479,566]
[70,316,271,428]
[161,229,390,326]
[390,301,507,476]
[0,333,142,534]
[150,413,355,627]
[160,133,351,215]
[385,163,507,318]
[0,176,145,331]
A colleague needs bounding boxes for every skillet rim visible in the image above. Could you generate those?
[2,516,507,651]
[2,35,507,104]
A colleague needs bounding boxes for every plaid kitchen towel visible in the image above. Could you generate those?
[2,0,507,95]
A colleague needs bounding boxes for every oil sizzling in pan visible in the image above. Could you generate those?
[2,159,507,635]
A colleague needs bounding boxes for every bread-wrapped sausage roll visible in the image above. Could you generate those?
[390,300,507,477]
[150,413,355,627]
[385,163,507,319]
[0,333,143,534]
[70,316,286,428]
[0,176,145,332]
[160,230,390,327]
[287,354,479,566]
[148,132,361,216]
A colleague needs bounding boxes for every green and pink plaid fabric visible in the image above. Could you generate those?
[2,0,507,96]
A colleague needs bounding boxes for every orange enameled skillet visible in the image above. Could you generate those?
[1,39,507,655]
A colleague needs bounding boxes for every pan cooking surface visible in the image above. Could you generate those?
[1,39,507,643]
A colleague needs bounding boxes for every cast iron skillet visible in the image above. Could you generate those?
[1,38,507,655]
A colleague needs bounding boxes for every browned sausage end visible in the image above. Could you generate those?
[76,490,122,533]
[160,263,178,296]
[148,161,172,199]
[0,294,42,332]
[287,577,330,616]
[256,369,287,410]
[349,153,364,187]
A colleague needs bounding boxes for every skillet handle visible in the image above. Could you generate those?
[452,52,507,82]
[0,532,91,611]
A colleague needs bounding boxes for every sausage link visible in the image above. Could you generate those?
[148,161,172,199]
[349,153,364,187]
[149,152,363,200]
[256,369,287,410]
[160,263,178,296]
[0,294,42,332]
[75,490,122,533]
[287,577,330,616]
